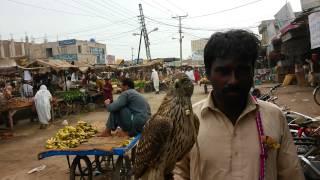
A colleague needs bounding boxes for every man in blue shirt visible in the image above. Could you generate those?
[99,78,151,137]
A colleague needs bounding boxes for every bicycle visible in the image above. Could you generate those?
[313,86,320,106]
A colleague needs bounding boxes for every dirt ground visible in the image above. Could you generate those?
[0,84,319,180]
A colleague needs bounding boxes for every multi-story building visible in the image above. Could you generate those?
[30,39,106,64]
[0,39,28,58]
[191,38,208,61]
[258,20,279,47]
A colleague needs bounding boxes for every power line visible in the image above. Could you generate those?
[90,0,138,21]
[149,0,175,15]
[101,0,139,17]
[183,32,204,39]
[146,16,259,31]
[96,27,140,41]
[140,0,171,16]
[55,0,137,27]
[32,17,138,40]
[7,0,99,18]
[164,0,188,14]
[70,0,137,27]
[187,0,264,19]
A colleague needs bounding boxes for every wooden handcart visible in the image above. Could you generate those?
[38,134,141,180]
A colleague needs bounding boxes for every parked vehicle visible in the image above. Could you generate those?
[313,85,320,106]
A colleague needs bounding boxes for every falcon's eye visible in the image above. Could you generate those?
[175,82,180,89]
[174,79,180,88]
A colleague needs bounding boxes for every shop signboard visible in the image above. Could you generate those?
[301,0,320,11]
[309,11,320,49]
[58,39,76,46]
[53,54,78,61]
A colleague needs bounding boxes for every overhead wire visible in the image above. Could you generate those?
[70,0,137,27]
[90,0,139,22]
[96,27,140,41]
[100,0,139,17]
[187,0,264,19]
[32,17,138,40]
[6,0,99,18]
[163,0,188,14]
[140,0,171,16]
[149,0,176,15]
[146,16,259,31]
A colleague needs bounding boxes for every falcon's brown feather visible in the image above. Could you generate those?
[134,115,172,177]
[134,73,200,180]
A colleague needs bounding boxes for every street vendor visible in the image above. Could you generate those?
[99,78,151,137]
[22,81,33,97]
[151,69,160,94]
[34,85,52,129]
[103,78,113,102]
[173,30,303,180]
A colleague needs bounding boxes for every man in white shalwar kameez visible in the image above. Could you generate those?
[151,69,160,94]
[34,85,52,129]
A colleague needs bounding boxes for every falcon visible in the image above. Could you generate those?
[134,73,200,180]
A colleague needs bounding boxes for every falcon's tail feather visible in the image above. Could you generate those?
[140,169,164,180]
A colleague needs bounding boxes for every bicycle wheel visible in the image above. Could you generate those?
[313,86,320,106]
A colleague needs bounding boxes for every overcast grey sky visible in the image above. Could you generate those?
[0,0,302,60]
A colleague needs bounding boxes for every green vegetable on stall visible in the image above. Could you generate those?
[57,90,86,102]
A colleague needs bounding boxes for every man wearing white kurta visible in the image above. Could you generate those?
[185,68,195,82]
[34,85,52,129]
[151,69,160,94]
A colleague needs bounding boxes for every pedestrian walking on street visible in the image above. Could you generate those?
[185,67,195,82]
[151,68,160,94]
[194,68,201,83]
[173,29,304,180]
[34,85,52,129]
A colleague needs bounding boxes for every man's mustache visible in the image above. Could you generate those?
[222,85,243,94]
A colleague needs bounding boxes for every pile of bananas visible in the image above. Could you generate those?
[45,121,98,149]
[121,137,135,147]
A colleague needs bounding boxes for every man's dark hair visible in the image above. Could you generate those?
[204,29,260,76]
[0,82,5,89]
[121,78,134,89]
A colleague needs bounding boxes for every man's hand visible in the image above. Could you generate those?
[115,128,129,137]
[104,99,111,106]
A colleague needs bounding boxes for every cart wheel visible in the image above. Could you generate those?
[94,155,114,173]
[70,156,93,180]
[113,156,131,180]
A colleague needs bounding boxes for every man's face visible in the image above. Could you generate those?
[121,84,128,92]
[209,57,253,104]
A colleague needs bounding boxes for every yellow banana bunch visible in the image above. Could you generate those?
[121,138,134,147]
[45,121,98,149]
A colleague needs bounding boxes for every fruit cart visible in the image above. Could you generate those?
[38,134,141,180]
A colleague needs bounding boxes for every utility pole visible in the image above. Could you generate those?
[137,29,143,64]
[138,3,151,61]
[172,15,188,66]
[131,47,134,62]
